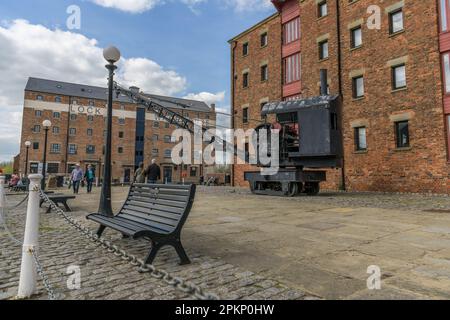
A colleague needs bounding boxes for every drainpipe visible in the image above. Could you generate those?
[335,0,346,191]
[230,41,237,187]
[64,96,72,175]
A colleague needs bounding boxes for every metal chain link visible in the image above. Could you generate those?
[30,248,57,301]
[37,188,219,300]
[0,192,57,300]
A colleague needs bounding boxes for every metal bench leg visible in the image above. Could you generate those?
[96,225,106,237]
[173,240,191,265]
[62,201,72,212]
[144,241,163,265]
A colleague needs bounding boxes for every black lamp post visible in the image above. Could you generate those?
[41,120,52,190]
[98,46,121,217]
[24,140,31,176]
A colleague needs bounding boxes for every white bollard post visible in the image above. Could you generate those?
[17,174,43,299]
[0,176,6,224]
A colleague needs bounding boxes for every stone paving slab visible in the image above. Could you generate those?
[2,186,450,300]
[0,194,313,301]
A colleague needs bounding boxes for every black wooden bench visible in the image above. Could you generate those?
[86,183,196,265]
[40,194,76,213]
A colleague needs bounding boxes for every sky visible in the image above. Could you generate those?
[0,0,276,162]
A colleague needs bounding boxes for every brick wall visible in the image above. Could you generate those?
[231,0,450,194]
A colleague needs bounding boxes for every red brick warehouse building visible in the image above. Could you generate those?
[230,0,450,194]
[17,78,216,185]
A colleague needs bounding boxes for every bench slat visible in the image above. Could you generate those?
[125,200,185,215]
[132,187,190,197]
[88,214,138,235]
[130,191,188,202]
[128,194,187,208]
[122,204,182,221]
[133,183,191,190]
[110,215,172,234]
[116,213,176,232]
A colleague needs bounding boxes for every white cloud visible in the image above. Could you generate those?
[91,0,163,13]
[223,0,273,12]
[0,19,219,162]
[90,0,272,14]
[183,91,225,106]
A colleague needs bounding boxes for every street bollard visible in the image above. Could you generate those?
[17,174,43,299]
[0,176,6,224]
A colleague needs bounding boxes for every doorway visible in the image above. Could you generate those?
[163,166,172,184]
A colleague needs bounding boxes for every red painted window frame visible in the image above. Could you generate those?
[283,17,300,45]
[283,53,301,84]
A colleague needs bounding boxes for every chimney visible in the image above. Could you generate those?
[320,69,328,96]
[210,103,216,112]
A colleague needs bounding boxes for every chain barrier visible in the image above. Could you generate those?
[30,248,57,300]
[0,191,58,300]
[37,188,219,300]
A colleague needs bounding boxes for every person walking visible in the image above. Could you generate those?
[134,162,146,183]
[70,164,83,194]
[145,159,161,184]
[84,164,95,193]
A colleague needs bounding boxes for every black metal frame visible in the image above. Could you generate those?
[88,183,196,265]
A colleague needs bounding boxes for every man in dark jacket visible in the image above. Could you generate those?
[146,159,161,184]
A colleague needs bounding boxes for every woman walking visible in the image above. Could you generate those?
[134,162,146,183]
[84,164,96,193]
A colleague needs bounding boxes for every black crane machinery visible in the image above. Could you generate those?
[114,69,343,197]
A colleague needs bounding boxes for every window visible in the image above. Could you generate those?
[318,1,327,18]
[87,128,93,136]
[319,40,329,60]
[52,126,60,134]
[389,9,404,34]
[120,105,125,110]
[351,26,362,48]
[153,121,160,128]
[53,112,60,119]
[284,53,301,84]
[71,99,77,105]
[86,145,96,154]
[35,110,42,117]
[447,115,450,156]
[164,135,172,143]
[69,128,76,136]
[55,96,62,103]
[70,114,77,121]
[164,122,170,128]
[135,150,143,157]
[260,32,268,47]
[152,134,159,141]
[352,76,364,98]
[136,136,144,142]
[118,118,125,125]
[47,163,59,174]
[89,100,94,106]
[243,72,249,88]
[443,53,450,93]
[392,64,406,90]
[68,144,77,155]
[87,115,94,122]
[33,125,41,133]
[440,0,449,32]
[33,142,39,150]
[243,107,248,124]
[36,95,43,101]
[164,149,171,158]
[243,42,249,56]
[283,17,300,45]
[190,167,198,177]
[30,163,39,174]
[118,147,123,154]
[50,144,61,154]
[354,127,367,151]
[244,143,250,163]
[119,131,124,138]
[152,148,159,156]
[395,121,410,148]
[261,64,268,81]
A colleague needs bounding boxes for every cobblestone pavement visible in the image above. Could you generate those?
[2,186,450,300]
[0,192,314,301]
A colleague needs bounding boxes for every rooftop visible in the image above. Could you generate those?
[25,77,212,113]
